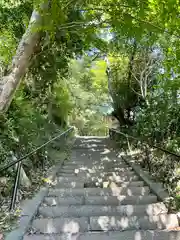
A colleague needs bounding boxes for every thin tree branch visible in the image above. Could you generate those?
[80,4,133,12]
[91,53,101,61]
[131,71,141,84]
[64,0,76,9]
[78,6,180,38]
[58,20,110,30]
[130,85,142,97]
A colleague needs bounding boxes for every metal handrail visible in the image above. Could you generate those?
[0,126,74,173]
[0,126,74,210]
[109,128,180,158]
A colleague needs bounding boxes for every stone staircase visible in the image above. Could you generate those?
[23,137,179,239]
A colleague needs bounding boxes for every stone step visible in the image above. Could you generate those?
[49,186,150,197]
[64,161,89,166]
[22,138,180,240]
[39,202,166,218]
[61,164,129,172]
[54,178,144,187]
[32,217,88,233]
[90,214,179,231]
[84,181,145,188]
[66,159,90,163]
[31,214,178,234]
[58,173,139,181]
[23,230,180,240]
[76,139,107,143]
[107,174,139,182]
[59,169,135,175]
[45,192,153,206]
[55,181,84,188]
[56,176,83,182]
[57,173,138,181]
[73,147,108,152]
[77,144,107,149]
[63,162,128,168]
[44,196,84,206]
[73,143,107,147]
[84,195,157,205]
[62,165,132,171]
[75,136,108,139]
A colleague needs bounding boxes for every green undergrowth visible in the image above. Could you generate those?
[0,133,74,236]
[112,135,180,212]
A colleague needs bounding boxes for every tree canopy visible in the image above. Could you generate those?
[0,0,180,216]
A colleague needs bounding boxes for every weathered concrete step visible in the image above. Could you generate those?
[49,186,150,197]
[73,147,109,151]
[63,161,89,166]
[104,167,133,171]
[107,174,140,182]
[56,176,83,182]
[58,168,134,175]
[84,181,145,188]
[60,165,130,171]
[76,139,107,142]
[31,214,178,233]
[73,141,107,145]
[58,169,135,175]
[57,173,138,182]
[32,217,88,233]
[45,191,153,206]
[77,144,107,149]
[55,181,84,188]
[84,195,157,205]
[84,174,140,183]
[90,214,179,231]
[58,173,139,181]
[55,178,144,187]
[62,165,132,171]
[75,136,108,139]
[63,162,128,168]
[39,202,166,218]
[23,230,180,240]
[44,196,84,206]
[104,161,128,166]
[65,158,89,163]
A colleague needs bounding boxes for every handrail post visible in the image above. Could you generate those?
[10,161,22,211]
[0,127,74,211]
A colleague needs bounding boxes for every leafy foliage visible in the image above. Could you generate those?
[65,57,109,135]
[0,0,180,213]
[0,0,109,182]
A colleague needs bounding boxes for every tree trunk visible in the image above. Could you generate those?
[112,108,126,125]
[0,3,48,113]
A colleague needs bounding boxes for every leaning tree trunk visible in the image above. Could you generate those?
[0,3,48,113]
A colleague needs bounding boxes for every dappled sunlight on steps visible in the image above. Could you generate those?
[18,137,179,239]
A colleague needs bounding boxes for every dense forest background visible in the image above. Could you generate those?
[0,0,180,216]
